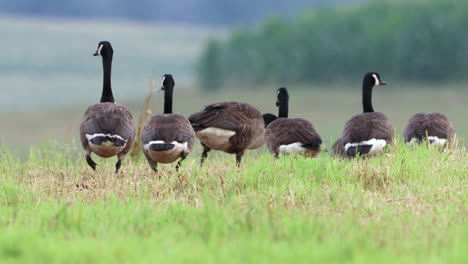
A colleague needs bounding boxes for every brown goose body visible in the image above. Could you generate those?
[404,112,455,147]
[189,102,264,165]
[80,103,135,159]
[265,118,322,158]
[142,114,195,165]
[341,112,393,156]
[332,72,392,157]
[80,41,136,172]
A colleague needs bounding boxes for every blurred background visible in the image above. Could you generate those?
[0,0,467,156]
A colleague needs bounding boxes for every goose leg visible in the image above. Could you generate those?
[176,156,186,171]
[115,159,122,173]
[235,150,245,167]
[144,154,158,172]
[200,143,211,166]
[85,154,97,170]
[235,154,242,167]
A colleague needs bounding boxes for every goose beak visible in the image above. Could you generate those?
[379,81,387,85]
[160,86,165,91]
[275,100,280,107]
[93,52,99,56]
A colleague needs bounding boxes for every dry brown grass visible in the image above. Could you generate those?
[130,79,156,158]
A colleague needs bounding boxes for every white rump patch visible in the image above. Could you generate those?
[86,133,126,142]
[372,74,380,85]
[345,138,387,155]
[278,142,305,154]
[406,138,419,147]
[428,136,447,147]
[195,127,236,151]
[143,140,188,152]
[97,44,103,56]
[87,133,127,157]
[407,136,447,147]
[197,127,236,138]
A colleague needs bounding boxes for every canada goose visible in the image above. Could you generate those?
[331,72,393,157]
[189,102,264,166]
[79,41,135,172]
[141,74,195,172]
[264,88,322,158]
[404,112,455,147]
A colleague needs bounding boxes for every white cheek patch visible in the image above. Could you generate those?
[97,44,103,56]
[345,138,387,155]
[86,133,126,142]
[161,76,166,89]
[372,74,380,85]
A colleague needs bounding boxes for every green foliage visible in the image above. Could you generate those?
[198,0,468,90]
[198,39,224,91]
[0,143,467,262]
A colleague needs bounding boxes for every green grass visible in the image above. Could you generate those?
[0,142,466,263]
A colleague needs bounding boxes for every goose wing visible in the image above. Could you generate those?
[266,118,322,150]
[189,102,257,132]
[404,112,454,140]
[80,103,135,141]
[342,112,393,144]
[142,114,195,144]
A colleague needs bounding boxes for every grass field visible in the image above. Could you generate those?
[0,141,466,263]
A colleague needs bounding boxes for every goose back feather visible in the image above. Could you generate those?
[404,112,455,147]
[189,102,264,153]
[142,114,195,164]
[80,103,135,158]
[265,118,322,157]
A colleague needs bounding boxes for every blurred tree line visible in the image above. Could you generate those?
[0,0,347,25]
[198,0,468,90]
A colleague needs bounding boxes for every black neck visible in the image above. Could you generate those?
[362,78,374,113]
[278,99,288,118]
[164,88,173,114]
[100,55,115,103]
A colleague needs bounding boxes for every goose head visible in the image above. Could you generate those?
[93,41,113,57]
[362,72,386,113]
[276,87,289,107]
[363,72,386,87]
[161,74,175,91]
